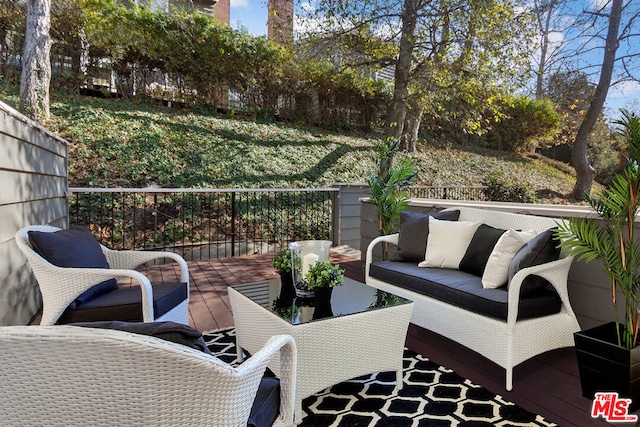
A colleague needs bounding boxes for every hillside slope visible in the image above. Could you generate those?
[1,88,584,203]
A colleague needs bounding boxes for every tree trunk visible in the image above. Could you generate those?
[385,0,418,143]
[19,0,51,121]
[570,0,623,200]
[535,0,556,100]
[403,98,424,153]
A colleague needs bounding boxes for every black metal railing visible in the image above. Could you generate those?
[69,188,338,261]
[69,185,485,260]
[409,185,487,201]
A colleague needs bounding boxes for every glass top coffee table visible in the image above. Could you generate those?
[228,277,414,423]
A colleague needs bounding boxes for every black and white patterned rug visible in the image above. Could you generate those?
[204,328,556,427]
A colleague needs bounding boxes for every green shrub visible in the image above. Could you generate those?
[0,0,26,84]
[2,0,392,128]
[588,120,625,187]
[487,96,560,152]
[295,59,391,128]
[482,171,536,203]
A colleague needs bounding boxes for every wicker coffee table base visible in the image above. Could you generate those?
[229,279,413,423]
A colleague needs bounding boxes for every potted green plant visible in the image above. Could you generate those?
[304,260,344,319]
[366,137,416,260]
[272,248,295,305]
[555,109,640,408]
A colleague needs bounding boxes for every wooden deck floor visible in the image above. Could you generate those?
[92,251,633,425]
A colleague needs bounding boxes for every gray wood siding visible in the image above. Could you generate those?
[333,184,368,252]
[360,199,627,330]
[0,100,68,326]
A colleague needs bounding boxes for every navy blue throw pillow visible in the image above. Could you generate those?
[28,226,118,307]
[507,228,561,295]
[459,224,506,277]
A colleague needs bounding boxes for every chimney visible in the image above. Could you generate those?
[267,0,293,45]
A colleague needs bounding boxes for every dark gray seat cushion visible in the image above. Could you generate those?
[369,261,561,320]
[57,281,188,324]
[248,376,281,427]
[71,320,210,352]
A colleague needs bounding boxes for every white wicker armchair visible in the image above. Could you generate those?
[16,225,190,326]
[0,325,297,427]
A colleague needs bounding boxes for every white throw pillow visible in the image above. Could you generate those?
[481,229,537,289]
[418,217,481,269]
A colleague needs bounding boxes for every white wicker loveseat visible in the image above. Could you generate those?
[365,206,581,391]
[0,325,297,427]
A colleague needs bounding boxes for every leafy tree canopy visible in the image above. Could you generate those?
[297,0,538,147]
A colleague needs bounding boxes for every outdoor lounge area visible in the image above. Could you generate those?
[7,197,636,426]
[62,249,621,426]
[7,0,640,421]
[4,93,640,427]
[3,242,594,426]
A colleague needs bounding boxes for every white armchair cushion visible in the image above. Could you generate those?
[419,217,481,269]
[481,229,536,289]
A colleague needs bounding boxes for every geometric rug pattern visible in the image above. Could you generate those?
[204,328,557,427]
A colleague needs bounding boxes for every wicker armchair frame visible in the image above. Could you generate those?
[15,225,190,325]
[0,325,296,426]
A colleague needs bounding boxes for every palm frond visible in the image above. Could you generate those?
[561,110,640,348]
[366,142,416,236]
